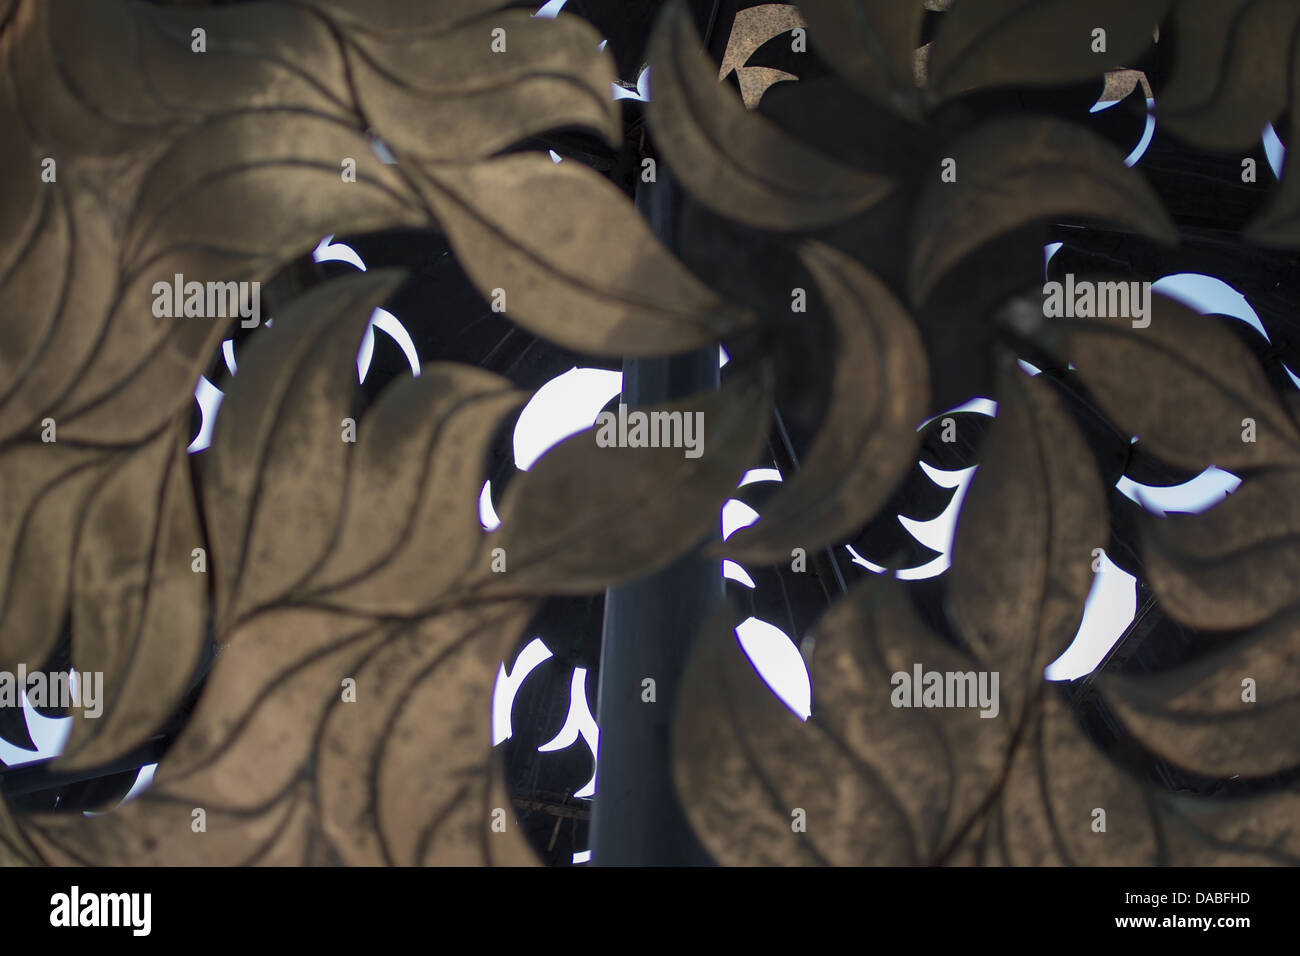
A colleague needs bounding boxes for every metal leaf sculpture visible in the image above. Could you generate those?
[660,0,1300,865]
[0,0,755,864]
[3,0,1300,869]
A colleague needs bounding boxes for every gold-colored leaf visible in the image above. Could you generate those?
[345,9,620,162]
[648,0,895,231]
[418,152,754,356]
[0,450,111,672]
[302,365,525,616]
[152,609,389,812]
[0,796,41,866]
[992,692,1162,865]
[948,360,1107,720]
[1137,468,1300,630]
[1160,786,1300,865]
[201,271,408,631]
[58,423,207,770]
[719,242,928,563]
[909,117,1176,304]
[1051,296,1300,471]
[1102,608,1300,778]
[28,600,539,866]
[369,605,537,866]
[927,0,1167,100]
[993,694,1300,865]
[718,4,806,108]
[27,781,323,867]
[796,0,926,115]
[293,0,508,35]
[674,579,1008,866]
[470,363,773,598]
[1159,0,1298,151]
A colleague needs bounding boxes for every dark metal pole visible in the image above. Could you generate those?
[588,167,720,866]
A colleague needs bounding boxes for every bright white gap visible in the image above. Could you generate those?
[1117,466,1240,516]
[312,234,366,272]
[735,617,811,720]
[1044,241,1063,278]
[721,499,760,541]
[534,0,568,17]
[722,559,756,588]
[491,638,553,746]
[0,689,71,767]
[1264,122,1286,178]
[513,367,622,471]
[895,463,979,580]
[187,375,223,454]
[538,667,598,798]
[1152,273,1300,388]
[1090,84,1156,166]
[612,67,651,102]
[478,480,502,531]
[356,308,421,384]
[1045,551,1137,680]
[739,467,781,486]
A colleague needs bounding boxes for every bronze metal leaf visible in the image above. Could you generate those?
[23,601,538,866]
[795,0,927,116]
[292,0,510,36]
[1137,468,1300,630]
[1101,608,1300,778]
[200,271,410,632]
[343,9,620,163]
[0,444,110,671]
[1052,296,1300,471]
[908,116,1176,304]
[58,422,206,772]
[648,0,896,232]
[468,362,773,598]
[417,153,755,355]
[1159,0,1298,151]
[990,692,1164,865]
[926,0,1168,101]
[990,693,1300,865]
[300,365,526,617]
[948,358,1108,722]
[718,242,929,563]
[674,579,1008,866]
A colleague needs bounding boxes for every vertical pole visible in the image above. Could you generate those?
[588,167,720,866]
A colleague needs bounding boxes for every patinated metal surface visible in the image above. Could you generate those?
[1,0,1298,866]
